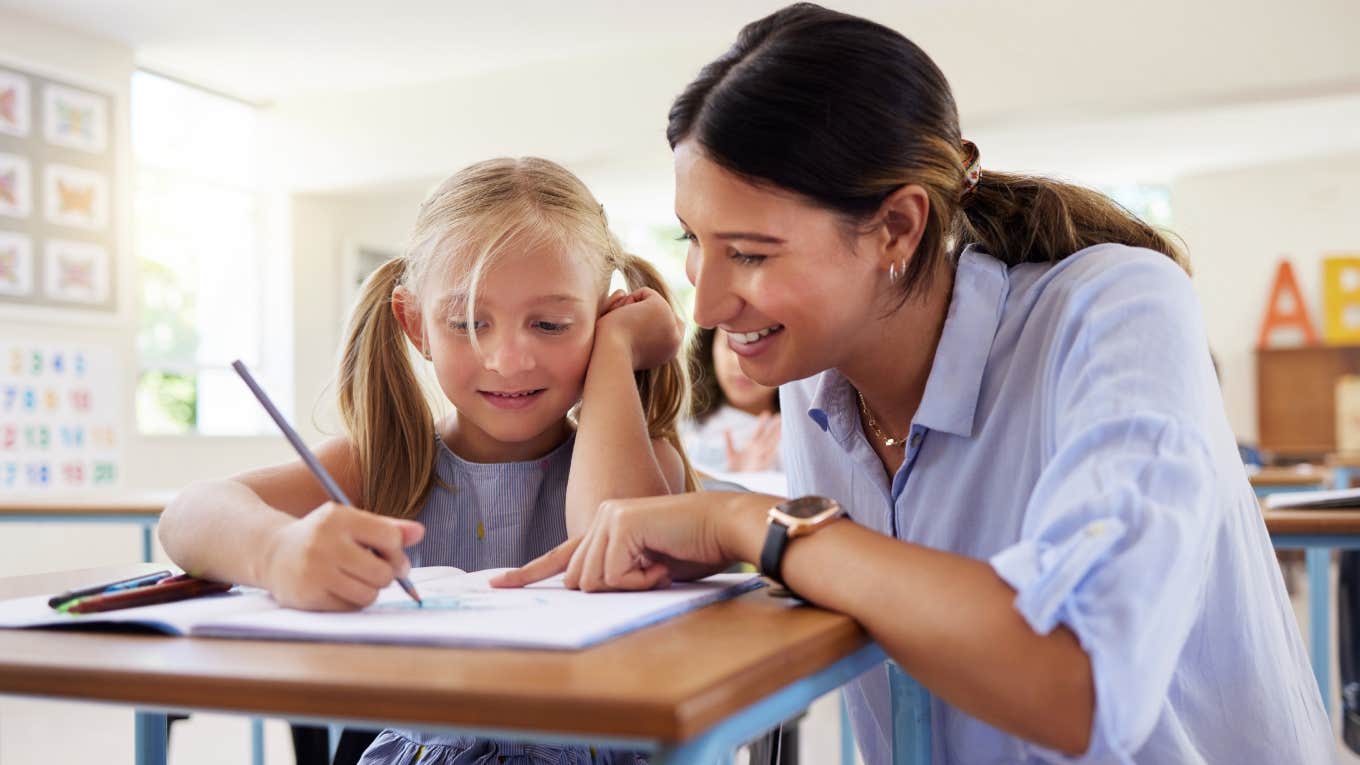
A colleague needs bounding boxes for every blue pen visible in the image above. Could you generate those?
[231,360,423,606]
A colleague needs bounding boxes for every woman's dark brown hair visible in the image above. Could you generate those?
[666,3,1185,302]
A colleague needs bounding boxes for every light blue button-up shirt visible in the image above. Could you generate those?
[782,244,1332,764]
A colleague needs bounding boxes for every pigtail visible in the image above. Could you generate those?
[336,257,438,519]
[617,252,701,492]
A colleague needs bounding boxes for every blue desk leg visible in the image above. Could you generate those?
[888,663,931,765]
[841,692,856,765]
[135,711,168,765]
[650,644,894,764]
[252,718,265,764]
[1308,547,1331,715]
[141,523,154,564]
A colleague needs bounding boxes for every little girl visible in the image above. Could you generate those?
[684,327,781,474]
[158,157,696,764]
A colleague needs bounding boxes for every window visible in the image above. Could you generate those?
[614,221,694,319]
[132,71,289,435]
[1101,183,1173,229]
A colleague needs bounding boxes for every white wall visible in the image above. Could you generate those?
[1175,151,1360,443]
[290,186,430,442]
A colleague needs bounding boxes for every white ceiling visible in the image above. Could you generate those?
[4,0,1357,192]
[2,0,1356,108]
[0,0,924,102]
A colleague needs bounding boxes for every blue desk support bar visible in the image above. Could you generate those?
[651,643,893,763]
[1269,533,1360,718]
[841,694,857,764]
[134,711,168,765]
[889,663,932,765]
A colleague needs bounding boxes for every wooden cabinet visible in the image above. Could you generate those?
[1256,346,1360,457]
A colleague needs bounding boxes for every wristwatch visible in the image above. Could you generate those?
[759,496,845,595]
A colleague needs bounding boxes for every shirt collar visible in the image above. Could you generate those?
[807,246,1009,443]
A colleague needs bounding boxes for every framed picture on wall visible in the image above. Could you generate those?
[0,60,117,315]
[42,83,108,154]
[0,153,32,219]
[0,231,34,296]
[0,70,30,138]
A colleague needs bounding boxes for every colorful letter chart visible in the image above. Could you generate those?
[0,341,122,490]
[0,63,116,312]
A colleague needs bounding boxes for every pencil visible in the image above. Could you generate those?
[231,359,423,606]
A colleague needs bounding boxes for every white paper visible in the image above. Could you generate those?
[1264,486,1360,510]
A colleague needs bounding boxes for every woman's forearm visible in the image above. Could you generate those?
[564,335,672,536]
[717,493,1095,755]
[158,479,296,587]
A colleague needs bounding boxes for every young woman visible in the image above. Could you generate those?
[495,5,1332,763]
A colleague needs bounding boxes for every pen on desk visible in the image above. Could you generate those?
[231,359,423,606]
[61,574,233,614]
[47,569,172,609]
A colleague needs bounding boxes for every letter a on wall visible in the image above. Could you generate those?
[1257,259,1318,349]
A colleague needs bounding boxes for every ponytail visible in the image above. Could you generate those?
[336,257,438,519]
[953,169,1187,272]
[617,253,701,492]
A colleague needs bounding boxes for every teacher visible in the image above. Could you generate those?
[494,3,1332,762]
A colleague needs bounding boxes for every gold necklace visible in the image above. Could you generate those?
[856,390,907,448]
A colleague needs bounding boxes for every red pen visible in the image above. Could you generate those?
[62,574,233,614]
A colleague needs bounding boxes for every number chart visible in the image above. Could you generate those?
[0,341,121,490]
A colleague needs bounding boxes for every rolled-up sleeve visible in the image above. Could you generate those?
[988,252,1222,763]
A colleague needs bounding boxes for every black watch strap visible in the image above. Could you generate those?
[759,519,791,586]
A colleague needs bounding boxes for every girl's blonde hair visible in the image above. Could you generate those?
[338,157,698,519]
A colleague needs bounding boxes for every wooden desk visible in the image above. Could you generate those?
[0,492,173,562]
[1265,508,1360,716]
[0,564,929,765]
[1327,454,1360,490]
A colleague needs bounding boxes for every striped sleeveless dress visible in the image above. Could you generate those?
[358,433,647,765]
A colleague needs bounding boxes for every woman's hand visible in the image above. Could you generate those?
[491,491,775,591]
[725,412,782,472]
[596,288,684,371]
[259,502,424,611]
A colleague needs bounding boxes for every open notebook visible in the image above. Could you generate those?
[0,567,763,650]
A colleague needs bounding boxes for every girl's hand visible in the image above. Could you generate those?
[725,412,782,472]
[596,288,684,371]
[259,502,424,611]
[490,491,772,592]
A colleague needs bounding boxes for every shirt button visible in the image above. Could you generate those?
[909,432,922,449]
[1086,521,1105,537]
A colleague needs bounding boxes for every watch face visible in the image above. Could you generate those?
[778,495,836,519]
